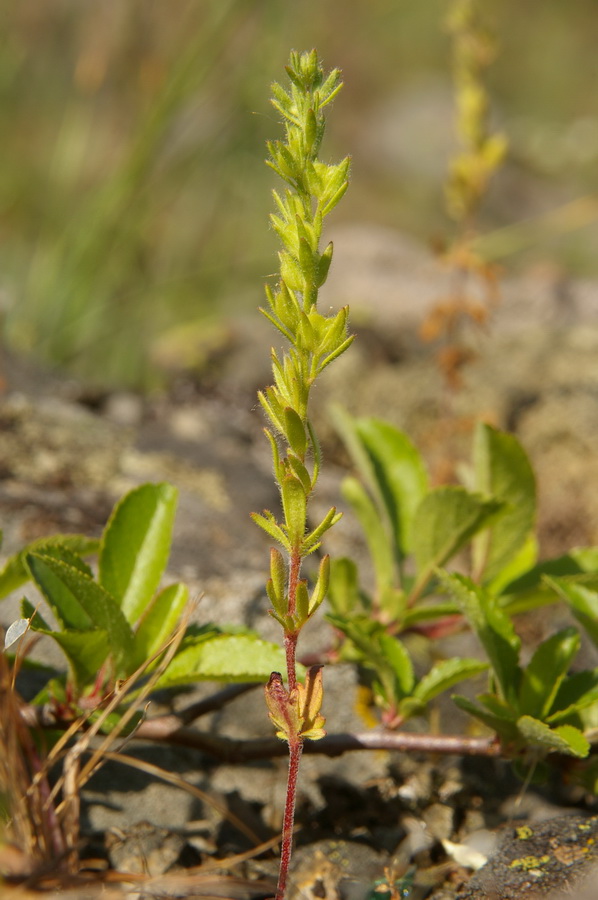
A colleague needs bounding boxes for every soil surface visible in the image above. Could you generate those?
[2,225,598,898]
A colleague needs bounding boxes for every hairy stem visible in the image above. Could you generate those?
[276,738,303,900]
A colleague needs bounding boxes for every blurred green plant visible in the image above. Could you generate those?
[1,1,289,386]
[2,1,598,387]
[330,411,598,766]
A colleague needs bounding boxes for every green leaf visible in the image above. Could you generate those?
[341,476,396,595]
[156,634,298,687]
[327,557,364,617]
[401,601,459,626]
[0,535,99,600]
[250,511,291,550]
[544,577,598,649]
[36,628,110,693]
[518,627,580,720]
[413,487,502,588]
[378,633,414,696]
[26,553,134,671]
[503,548,598,595]
[548,669,598,723]
[472,424,536,583]
[99,483,178,625]
[452,694,519,742]
[488,535,538,596]
[133,582,189,667]
[500,548,598,616]
[284,407,307,458]
[353,417,428,558]
[26,553,93,631]
[280,474,307,545]
[303,506,342,554]
[516,716,589,758]
[440,572,521,705]
[413,658,488,704]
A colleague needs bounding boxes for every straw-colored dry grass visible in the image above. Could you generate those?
[0,623,276,898]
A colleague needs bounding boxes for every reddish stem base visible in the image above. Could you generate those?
[275,737,303,900]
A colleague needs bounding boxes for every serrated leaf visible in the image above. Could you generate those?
[26,553,93,631]
[440,572,521,705]
[518,627,580,720]
[0,535,99,600]
[21,598,50,631]
[413,658,488,704]
[472,424,536,583]
[413,488,502,588]
[28,625,110,692]
[516,716,590,758]
[133,582,189,666]
[26,553,134,671]
[156,634,299,687]
[544,577,598,649]
[99,483,178,626]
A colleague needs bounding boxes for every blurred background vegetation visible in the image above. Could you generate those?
[2,0,598,388]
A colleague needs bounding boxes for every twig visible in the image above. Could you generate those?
[18,699,504,761]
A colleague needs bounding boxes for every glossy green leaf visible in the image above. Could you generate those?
[516,716,589,758]
[413,487,502,587]
[0,535,99,600]
[544,577,598,649]
[133,582,189,667]
[99,483,178,626]
[413,658,488,704]
[27,553,134,670]
[156,634,297,687]
[440,572,521,705]
[518,627,580,720]
[472,424,536,583]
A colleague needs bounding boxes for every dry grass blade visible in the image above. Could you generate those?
[52,604,194,839]
[102,750,262,846]
[0,631,65,869]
